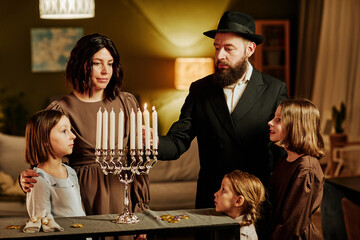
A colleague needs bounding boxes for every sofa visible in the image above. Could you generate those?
[0,132,200,217]
[0,133,28,217]
[148,138,199,210]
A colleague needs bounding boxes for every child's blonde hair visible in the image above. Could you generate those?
[225,170,266,227]
[277,98,325,159]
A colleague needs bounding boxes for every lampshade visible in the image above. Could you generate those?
[174,58,214,90]
[39,0,95,19]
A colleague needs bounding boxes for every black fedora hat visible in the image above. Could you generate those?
[203,11,265,45]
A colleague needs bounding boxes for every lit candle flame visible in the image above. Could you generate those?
[144,103,147,110]
[152,106,155,111]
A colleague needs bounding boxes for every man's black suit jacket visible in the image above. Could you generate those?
[158,68,288,208]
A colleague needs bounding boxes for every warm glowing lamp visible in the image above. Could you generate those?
[174,58,214,90]
[39,0,95,19]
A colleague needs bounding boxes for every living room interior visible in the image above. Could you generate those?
[0,0,359,239]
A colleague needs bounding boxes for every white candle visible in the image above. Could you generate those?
[143,104,150,149]
[118,109,124,150]
[102,108,108,150]
[152,106,158,149]
[109,108,115,149]
[130,108,136,150]
[96,107,102,149]
[137,108,143,150]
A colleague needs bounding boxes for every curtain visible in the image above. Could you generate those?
[295,0,323,99]
[312,0,360,141]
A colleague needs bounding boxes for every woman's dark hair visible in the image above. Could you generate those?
[25,110,66,165]
[65,33,123,100]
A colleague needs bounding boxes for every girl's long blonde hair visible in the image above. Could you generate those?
[225,170,266,227]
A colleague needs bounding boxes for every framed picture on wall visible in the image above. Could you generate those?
[31,27,83,72]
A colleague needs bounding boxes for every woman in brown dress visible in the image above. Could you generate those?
[20,34,149,239]
[268,98,324,240]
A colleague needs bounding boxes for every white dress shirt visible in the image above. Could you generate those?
[223,62,253,113]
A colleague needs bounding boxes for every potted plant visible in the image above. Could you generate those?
[330,102,347,145]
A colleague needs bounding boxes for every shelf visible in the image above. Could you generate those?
[250,20,290,94]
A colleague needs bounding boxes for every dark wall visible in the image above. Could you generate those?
[0,0,299,134]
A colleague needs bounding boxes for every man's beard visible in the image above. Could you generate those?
[213,57,248,88]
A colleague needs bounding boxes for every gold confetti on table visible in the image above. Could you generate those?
[5,225,22,230]
[71,223,84,228]
[155,214,190,223]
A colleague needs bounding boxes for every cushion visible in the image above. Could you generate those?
[149,181,197,210]
[0,133,29,180]
[0,171,25,196]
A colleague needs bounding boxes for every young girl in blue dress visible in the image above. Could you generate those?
[25,110,85,219]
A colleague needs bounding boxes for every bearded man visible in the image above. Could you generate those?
[158,11,288,210]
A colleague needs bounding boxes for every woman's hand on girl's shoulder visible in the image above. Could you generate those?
[20,169,39,193]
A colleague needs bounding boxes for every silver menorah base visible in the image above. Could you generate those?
[113,208,139,224]
[113,180,139,224]
[95,148,157,224]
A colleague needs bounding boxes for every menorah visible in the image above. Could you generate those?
[95,104,158,224]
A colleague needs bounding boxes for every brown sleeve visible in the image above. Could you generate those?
[131,174,150,212]
[271,169,320,239]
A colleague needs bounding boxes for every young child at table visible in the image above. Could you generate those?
[24,110,85,232]
[268,98,325,239]
[214,170,266,240]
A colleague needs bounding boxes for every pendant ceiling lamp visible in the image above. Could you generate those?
[39,0,95,19]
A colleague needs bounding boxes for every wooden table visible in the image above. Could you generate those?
[326,175,360,194]
[0,208,240,240]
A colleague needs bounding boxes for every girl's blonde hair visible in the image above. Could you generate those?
[277,98,325,159]
[25,110,67,166]
[225,170,266,227]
